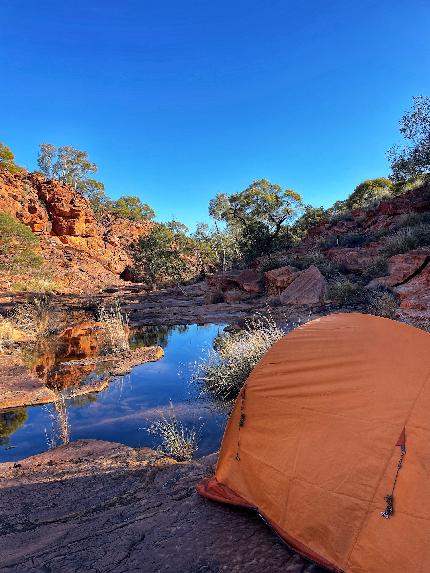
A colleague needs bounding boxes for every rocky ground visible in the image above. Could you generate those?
[0,440,323,573]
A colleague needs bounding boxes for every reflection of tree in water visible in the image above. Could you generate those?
[0,408,28,446]
[130,324,189,349]
[69,393,98,407]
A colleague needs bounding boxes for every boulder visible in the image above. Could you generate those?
[368,248,430,288]
[279,265,327,305]
[265,265,299,294]
[237,269,263,293]
[206,271,242,293]
[324,246,381,272]
[206,269,263,297]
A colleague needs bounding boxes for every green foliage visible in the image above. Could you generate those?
[360,257,389,281]
[382,224,430,256]
[291,205,328,239]
[344,178,393,210]
[282,251,345,279]
[37,143,156,222]
[132,224,189,287]
[209,179,303,259]
[37,143,104,194]
[367,287,399,318]
[388,95,430,181]
[0,213,42,272]
[259,257,289,273]
[109,195,155,221]
[328,279,368,305]
[0,142,24,173]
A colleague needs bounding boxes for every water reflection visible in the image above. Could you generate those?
[129,324,189,349]
[0,324,227,462]
[0,409,28,447]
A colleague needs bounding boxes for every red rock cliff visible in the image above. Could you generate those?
[0,170,153,292]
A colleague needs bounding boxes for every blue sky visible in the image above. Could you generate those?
[1,0,430,228]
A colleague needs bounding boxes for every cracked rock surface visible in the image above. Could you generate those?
[0,440,324,573]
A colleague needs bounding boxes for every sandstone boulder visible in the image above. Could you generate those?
[206,271,243,292]
[237,268,263,293]
[279,265,327,305]
[265,265,299,294]
[368,248,430,288]
[393,259,430,319]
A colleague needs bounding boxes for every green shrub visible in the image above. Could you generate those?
[343,178,393,210]
[391,174,430,196]
[383,224,430,256]
[0,213,42,272]
[0,142,24,174]
[367,287,399,319]
[329,210,354,223]
[328,279,368,305]
[285,251,345,279]
[360,257,389,281]
[259,258,289,273]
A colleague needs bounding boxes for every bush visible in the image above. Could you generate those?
[259,258,289,273]
[11,296,60,339]
[194,314,284,401]
[327,279,368,305]
[97,300,130,354]
[329,210,353,223]
[282,251,345,279]
[147,402,198,461]
[367,287,399,319]
[383,224,430,256]
[360,257,389,281]
[343,178,393,210]
[0,213,42,272]
[0,142,24,173]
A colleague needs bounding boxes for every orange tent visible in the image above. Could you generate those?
[197,313,430,572]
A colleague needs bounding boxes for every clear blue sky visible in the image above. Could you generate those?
[1,0,430,228]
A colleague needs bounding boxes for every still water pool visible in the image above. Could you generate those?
[0,324,228,463]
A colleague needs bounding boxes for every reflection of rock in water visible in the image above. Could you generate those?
[26,322,105,390]
[130,324,189,349]
[0,408,28,446]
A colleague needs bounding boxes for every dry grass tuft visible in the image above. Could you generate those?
[45,392,71,449]
[147,402,198,461]
[97,299,130,354]
[194,313,285,402]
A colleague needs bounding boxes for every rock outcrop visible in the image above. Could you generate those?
[279,265,327,305]
[265,265,299,294]
[0,170,153,292]
[0,440,321,573]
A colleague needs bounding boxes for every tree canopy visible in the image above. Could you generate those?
[37,144,105,195]
[388,95,430,181]
[0,143,24,174]
[209,179,303,258]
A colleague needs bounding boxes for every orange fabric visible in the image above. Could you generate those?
[197,313,430,572]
